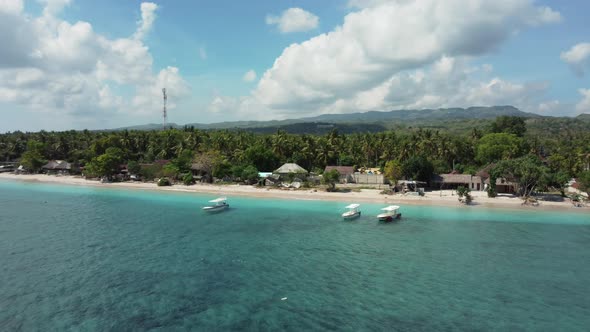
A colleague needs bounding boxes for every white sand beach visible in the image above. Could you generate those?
[1,173,587,212]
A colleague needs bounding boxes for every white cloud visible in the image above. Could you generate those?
[207,95,269,120]
[576,89,590,114]
[133,2,158,40]
[266,7,319,33]
[537,100,561,114]
[0,0,24,14]
[347,0,390,9]
[40,0,71,16]
[242,70,257,82]
[253,0,561,116]
[132,66,190,115]
[561,43,590,77]
[530,6,562,25]
[0,1,189,129]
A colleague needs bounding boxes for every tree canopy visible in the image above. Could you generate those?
[490,116,527,137]
[0,115,588,194]
[476,133,524,165]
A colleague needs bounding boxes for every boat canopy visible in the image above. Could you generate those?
[345,204,360,209]
[209,197,227,203]
[381,205,400,211]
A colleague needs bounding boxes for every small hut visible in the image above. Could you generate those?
[274,163,308,181]
[274,163,308,174]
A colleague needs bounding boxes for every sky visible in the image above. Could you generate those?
[1,0,590,132]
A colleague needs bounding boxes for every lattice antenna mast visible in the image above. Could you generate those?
[162,88,167,129]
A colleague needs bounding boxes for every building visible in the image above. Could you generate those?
[476,166,516,194]
[274,163,308,175]
[432,174,484,191]
[42,160,73,174]
[324,166,355,183]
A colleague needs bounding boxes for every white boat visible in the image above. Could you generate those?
[202,197,229,212]
[342,204,361,219]
[377,205,401,222]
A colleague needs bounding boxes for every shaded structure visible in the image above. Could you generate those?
[274,163,308,175]
[476,166,516,194]
[324,166,355,183]
[432,174,483,191]
[42,160,73,174]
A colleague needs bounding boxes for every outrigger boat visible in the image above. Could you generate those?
[377,205,401,222]
[202,197,229,212]
[342,204,361,220]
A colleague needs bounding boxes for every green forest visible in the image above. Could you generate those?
[1,116,589,197]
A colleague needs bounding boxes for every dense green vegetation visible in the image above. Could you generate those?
[1,116,588,198]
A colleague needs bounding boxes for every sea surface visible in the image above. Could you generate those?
[1,179,589,331]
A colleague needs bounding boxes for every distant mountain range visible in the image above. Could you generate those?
[116,106,539,132]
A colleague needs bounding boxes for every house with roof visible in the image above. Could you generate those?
[324,166,355,183]
[476,166,516,194]
[432,173,484,191]
[274,163,308,175]
[42,160,74,175]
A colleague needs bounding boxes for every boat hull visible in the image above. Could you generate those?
[377,213,401,222]
[202,204,229,213]
[342,211,361,220]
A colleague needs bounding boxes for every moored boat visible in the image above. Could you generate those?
[342,204,361,220]
[377,205,401,222]
[202,197,229,212]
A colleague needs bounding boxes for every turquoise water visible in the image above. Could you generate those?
[1,180,589,331]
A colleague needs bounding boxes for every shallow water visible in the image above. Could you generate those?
[1,180,589,331]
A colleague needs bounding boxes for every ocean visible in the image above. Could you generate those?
[1,179,589,331]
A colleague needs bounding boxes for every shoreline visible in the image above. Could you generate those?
[1,173,588,213]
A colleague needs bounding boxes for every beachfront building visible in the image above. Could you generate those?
[42,160,73,175]
[273,163,308,183]
[432,174,484,191]
[324,166,355,183]
[476,167,516,194]
[397,180,428,193]
[353,167,386,185]
[190,161,211,183]
[274,163,308,175]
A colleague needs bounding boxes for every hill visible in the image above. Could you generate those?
[114,106,540,133]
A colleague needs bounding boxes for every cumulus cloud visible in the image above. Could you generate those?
[207,95,269,120]
[39,0,71,16]
[561,43,590,77]
[266,8,319,33]
[0,4,37,68]
[252,0,560,116]
[133,2,158,40]
[0,1,189,128]
[242,70,257,82]
[347,0,391,9]
[576,89,590,114]
[0,0,24,14]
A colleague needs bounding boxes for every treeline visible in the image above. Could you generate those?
[1,116,589,195]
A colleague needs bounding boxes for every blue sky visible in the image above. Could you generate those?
[1,0,590,132]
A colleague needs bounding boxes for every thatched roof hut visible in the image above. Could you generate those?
[42,160,71,171]
[274,163,308,174]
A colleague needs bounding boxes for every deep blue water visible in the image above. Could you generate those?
[1,179,589,331]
